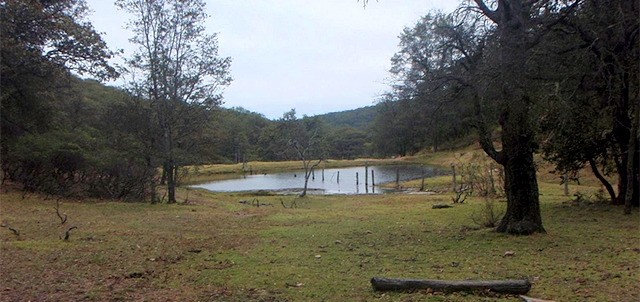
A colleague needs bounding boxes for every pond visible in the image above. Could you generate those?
[191,165,446,195]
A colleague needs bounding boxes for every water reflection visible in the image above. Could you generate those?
[191,165,445,195]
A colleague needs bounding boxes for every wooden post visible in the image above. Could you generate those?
[563,174,569,196]
[322,169,325,182]
[451,164,457,192]
[337,171,340,183]
[356,172,359,186]
[365,164,369,187]
[395,168,400,189]
[371,170,375,188]
[420,166,425,191]
[312,169,315,180]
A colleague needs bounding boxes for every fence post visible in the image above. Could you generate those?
[420,166,425,191]
[365,164,369,187]
[451,164,457,192]
[371,170,375,188]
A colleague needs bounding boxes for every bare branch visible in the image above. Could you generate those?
[54,200,68,225]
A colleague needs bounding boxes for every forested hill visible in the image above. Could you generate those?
[314,105,377,131]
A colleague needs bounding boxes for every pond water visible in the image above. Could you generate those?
[191,165,445,195]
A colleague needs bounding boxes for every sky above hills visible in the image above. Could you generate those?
[86,0,459,119]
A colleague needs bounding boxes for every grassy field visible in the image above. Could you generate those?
[1,149,639,301]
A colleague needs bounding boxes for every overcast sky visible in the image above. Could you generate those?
[85,0,459,119]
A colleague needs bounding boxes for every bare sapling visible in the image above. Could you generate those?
[54,199,67,225]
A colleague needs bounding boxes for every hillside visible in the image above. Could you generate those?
[314,105,377,130]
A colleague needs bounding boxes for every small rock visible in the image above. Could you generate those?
[504,251,516,257]
[335,240,343,244]
[314,255,322,259]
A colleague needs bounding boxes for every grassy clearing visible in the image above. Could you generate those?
[1,147,638,301]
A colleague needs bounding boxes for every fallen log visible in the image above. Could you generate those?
[370,277,531,295]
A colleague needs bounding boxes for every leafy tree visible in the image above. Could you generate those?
[372,96,416,157]
[383,0,592,234]
[539,0,639,209]
[116,0,232,203]
[1,0,117,150]
[376,14,478,157]
[325,126,369,159]
[1,0,119,196]
[207,107,271,163]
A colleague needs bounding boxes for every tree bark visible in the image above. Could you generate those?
[474,0,546,235]
[165,162,176,203]
[497,108,545,234]
[370,277,531,295]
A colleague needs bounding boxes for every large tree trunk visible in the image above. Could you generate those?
[496,98,545,234]
[473,0,546,235]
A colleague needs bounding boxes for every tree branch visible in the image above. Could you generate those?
[588,158,617,203]
[473,0,499,23]
[474,94,505,165]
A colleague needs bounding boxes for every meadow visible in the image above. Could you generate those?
[1,149,638,301]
